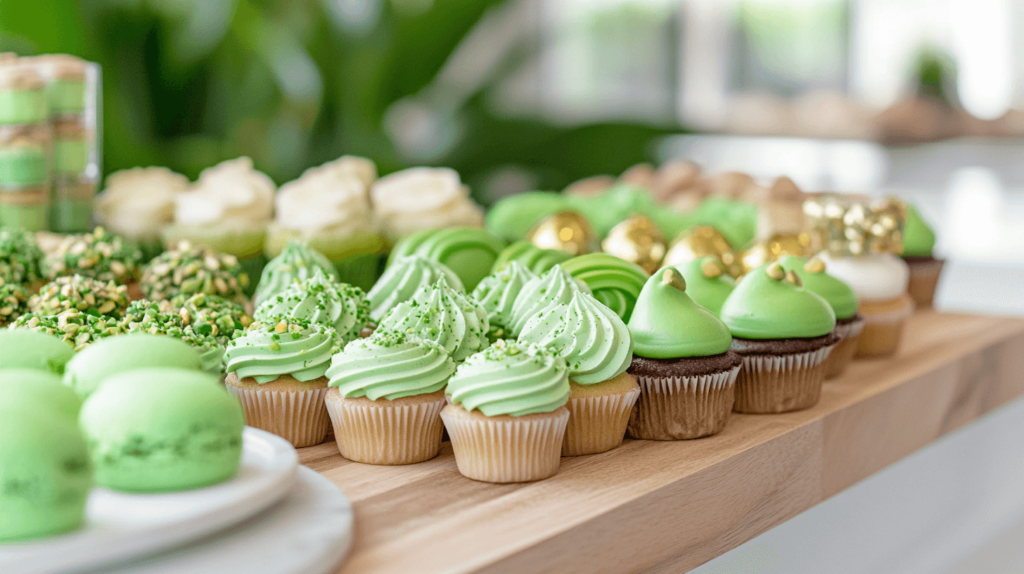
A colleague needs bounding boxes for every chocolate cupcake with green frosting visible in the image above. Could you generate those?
[672,256,735,317]
[376,276,488,362]
[901,203,943,307]
[507,264,591,337]
[387,227,505,291]
[365,255,464,324]
[254,269,368,344]
[471,260,537,341]
[325,329,456,465]
[720,263,838,413]
[626,268,741,439]
[223,317,338,446]
[561,253,649,321]
[140,241,250,304]
[519,291,638,455]
[780,256,863,379]
[253,240,338,308]
[441,339,570,483]
[491,240,571,275]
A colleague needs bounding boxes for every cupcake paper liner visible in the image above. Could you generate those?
[824,317,866,379]
[906,259,944,308]
[441,404,569,483]
[325,389,446,465]
[733,345,834,414]
[627,366,739,440]
[563,385,640,456]
[225,382,330,447]
[856,295,914,358]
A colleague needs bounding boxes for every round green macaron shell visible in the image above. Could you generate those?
[560,253,649,321]
[672,257,736,317]
[902,203,937,257]
[387,227,505,291]
[491,241,571,275]
[720,264,836,340]
[0,329,74,374]
[627,269,732,359]
[779,256,859,320]
[485,191,568,242]
[0,368,83,420]
[63,333,203,398]
[79,367,244,493]
[0,403,92,542]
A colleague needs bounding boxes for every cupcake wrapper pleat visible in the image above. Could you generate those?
[441,405,569,483]
[225,385,330,447]
[907,260,944,308]
[325,395,446,465]
[563,388,641,456]
[825,318,866,379]
[627,366,739,440]
[733,346,834,414]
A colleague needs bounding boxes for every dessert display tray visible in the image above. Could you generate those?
[1,427,298,574]
[298,310,1024,574]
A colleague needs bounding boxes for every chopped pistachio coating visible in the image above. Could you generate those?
[120,300,221,353]
[141,241,250,302]
[0,277,28,326]
[10,309,125,351]
[43,227,144,284]
[29,275,131,318]
[0,227,45,285]
[163,292,252,346]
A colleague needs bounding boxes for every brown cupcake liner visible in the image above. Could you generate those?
[824,316,866,379]
[441,404,569,483]
[563,382,640,456]
[906,259,944,308]
[856,294,914,358]
[627,366,739,440]
[225,375,331,447]
[733,345,833,414]
[325,388,446,465]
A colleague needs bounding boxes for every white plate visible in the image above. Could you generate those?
[0,427,298,574]
[94,466,354,574]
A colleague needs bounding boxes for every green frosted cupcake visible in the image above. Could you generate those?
[0,329,75,374]
[387,227,504,291]
[900,202,944,308]
[376,276,488,362]
[10,309,124,352]
[471,260,537,341]
[29,274,130,317]
[671,256,735,317]
[254,240,338,307]
[561,253,649,321]
[366,255,464,324]
[254,269,368,344]
[141,241,250,303]
[491,240,571,275]
[507,264,591,337]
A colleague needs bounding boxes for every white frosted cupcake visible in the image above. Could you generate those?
[95,167,190,261]
[371,167,484,242]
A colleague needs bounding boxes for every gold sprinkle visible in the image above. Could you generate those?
[275,321,288,333]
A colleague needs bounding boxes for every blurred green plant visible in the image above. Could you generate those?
[0,0,678,202]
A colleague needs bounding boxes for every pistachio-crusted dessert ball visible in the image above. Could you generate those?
[120,301,226,373]
[0,276,28,326]
[165,292,251,346]
[42,227,144,285]
[0,226,45,286]
[141,241,249,302]
[29,274,131,318]
[10,309,125,351]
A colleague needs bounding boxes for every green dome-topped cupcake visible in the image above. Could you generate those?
[561,253,649,321]
[120,301,227,374]
[780,256,864,379]
[10,309,125,352]
[485,191,568,242]
[672,256,735,317]
[471,261,537,341]
[0,227,45,287]
[0,329,75,374]
[141,241,250,303]
[253,240,338,307]
[224,317,338,446]
[901,203,943,307]
[43,228,144,292]
[387,227,504,291]
[365,255,464,324]
[720,263,838,413]
[491,241,571,275]
[508,265,591,337]
[441,340,570,483]
[325,329,456,465]
[376,276,488,362]
[29,275,131,318]
[254,269,368,343]
[626,268,741,440]
[519,291,638,455]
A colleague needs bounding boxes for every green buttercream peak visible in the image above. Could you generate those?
[471,261,537,341]
[376,276,489,361]
[671,256,736,317]
[366,255,464,322]
[254,240,338,307]
[508,264,591,337]
[224,317,337,384]
[779,256,859,320]
[327,329,456,400]
[446,340,569,416]
[902,203,937,257]
[628,268,732,358]
[720,264,836,340]
[254,269,368,342]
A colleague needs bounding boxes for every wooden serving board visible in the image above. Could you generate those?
[299,310,1024,574]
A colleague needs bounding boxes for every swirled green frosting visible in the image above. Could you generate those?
[253,240,338,307]
[518,291,632,385]
[254,269,368,342]
[224,318,337,384]
[564,184,661,237]
[720,264,836,340]
[387,227,505,290]
[326,329,456,400]
[508,265,591,337]
[366,255,464,322]
[471,261,537,340]
[485,192,568,241]
[902,203,936,257]
[672,257,736,317]
[779,256,859,320]
[628,269,732,358]
[491,241,571,275]
[447,340,569,417]
[376,276,488,362]
[560,253,648,321]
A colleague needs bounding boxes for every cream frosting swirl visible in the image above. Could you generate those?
[471,261,537,340]
[326,329,456,400]
[254,269,368,343]
[370,167,483,239]
[274,156,378,237]
[223,318,336,384]
[508,265,592,337]
[446,340,569,417]
[376,276,488,362]
[174,157,275,228]
[816,252,909,302]
[96,167,191,240]
[253,241,339,307]
[365,255,464,322]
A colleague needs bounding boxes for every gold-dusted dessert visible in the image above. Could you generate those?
[528,210,594,256]
[740,233,813,274]
[663,226,741,278]
[601,214,666,274]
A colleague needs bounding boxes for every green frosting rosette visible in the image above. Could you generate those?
[902,203,937,257]
[254,269,368,343]
[11,309,125,352]
[672,256,736,317]
[366,255,464,323]
[120,300,226,373]
[446,339,569,417]
[628,268,732,359]
[779,256,859,320]
[29,275,131,318]
[224,317,338,384]
[387,227,505,291]
[561,253,649,321]
[720,264,836,340]
[141,242,250,302]
[43,227,144,285]
[326,329,456,400]
[508,264,591,337]
[485,191,569,242]
[518,291,632,385]
[491,241,571,275]
[253,240,338,307]
[471,261,537,340]
[0,277,28,326]
[376,276,488,362]
[0,227,45,285]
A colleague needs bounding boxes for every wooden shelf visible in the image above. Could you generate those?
[299,311,1024,574]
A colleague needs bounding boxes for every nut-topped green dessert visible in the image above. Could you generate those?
[120,300,227,373]
[42,227,144,287]
[164,292,251,346]
[29,275,131,318]
[140,240,249,302]
[11,309,125,351]
[0,227,45,287]
[0,276,28,326]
